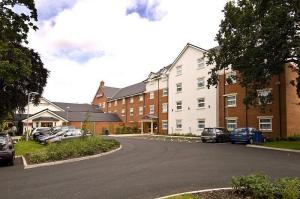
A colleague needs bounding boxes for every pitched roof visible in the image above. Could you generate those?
[54,111,122,122]
[103,86,120,98]
[145,64,171,81]
[53,102,103,113]
[109,82,146,100]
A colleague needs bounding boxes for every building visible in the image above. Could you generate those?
[219,64,300,138]
[167,43,218,135]
[16,98,122,134]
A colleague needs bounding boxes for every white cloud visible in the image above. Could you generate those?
[28,0,228,103]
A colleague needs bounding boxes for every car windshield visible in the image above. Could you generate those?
[233,128,247,134]
[202,128,215,135]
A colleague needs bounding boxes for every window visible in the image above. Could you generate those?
[163,88,168,96]
[121,109,125,114]
[197,98,205,108]
[122,98,125,104]
[139,107,143,115]
[197,58,205,69]
[176,119,182,129]
[139,95,143,101]
[225,71,237,84]
[162,103,168,113]
[197,119,205,129]
[259,117,272,131]
[197,77,205,88]
[162,120,168,130]
[130,108,134,116]
[176,66,182,75]
[108,102,111,107]
[150,91,154,99]
[130,97,134,103]
[114,100,117,106]
[257,89,272,105]
[226,118,237,130]
[226,95,236,107]
[176,101,182,110]
[102,102,105,108]
[149,105,155,114]
[176,83,182,93]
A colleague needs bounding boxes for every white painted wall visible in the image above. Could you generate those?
[18,98,63,115]
[168,46,219,135]
[146,75,168,92]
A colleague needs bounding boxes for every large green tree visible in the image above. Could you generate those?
[0,0,48,121]
[206,0,300,106]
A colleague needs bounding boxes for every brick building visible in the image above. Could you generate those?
[219,64,300,138]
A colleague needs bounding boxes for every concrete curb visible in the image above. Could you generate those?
[22,145,122,169]
[107,134,151,137]
[149,135,201,140]
[156,187,232,199]
[246,144,300,153]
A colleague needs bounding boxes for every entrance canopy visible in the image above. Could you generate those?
[140,115,158,134]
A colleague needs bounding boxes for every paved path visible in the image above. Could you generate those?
[1,138,300,199]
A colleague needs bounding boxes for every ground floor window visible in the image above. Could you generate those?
[259,117,272,131]
[41,122,53,127]
[197,119,205,129]
[162,120,168,130]
[226,118,237,130]
[176,119,182,129]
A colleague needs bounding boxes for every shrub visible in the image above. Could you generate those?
[232,173,300,199]
[115,127,121,134]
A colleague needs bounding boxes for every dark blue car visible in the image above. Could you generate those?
[230,128,266,144]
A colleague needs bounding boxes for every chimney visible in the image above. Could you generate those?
[100,81,105,87]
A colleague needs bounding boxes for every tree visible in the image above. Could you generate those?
[0,0,49,121]
[206,0,300,106]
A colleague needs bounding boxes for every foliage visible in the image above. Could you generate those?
[81,112,93,134]
[264,141,300,150]
[25,136,120,164]
[166,194,199,199]
[0,0,49,121]
[206,0,300,107]
[231,173,300,199]
[115,126,141,134]
[15,140,46,156]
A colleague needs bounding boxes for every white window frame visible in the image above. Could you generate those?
[176,83,182,93]
[225,71,237,84]
[163,88,168,96]
[162,120,168,130]
[197,77,205,89]
[162,103,168,113]
[139,95,143,102]
[197,119,205,129]
[149,91,154,99]
[121,109,125,115]
[122,98,125,104]
[176,119,182,129]
[225,94,237,107]
[258,116,272,131]
[197,57,205,69]
[108,102,111,107]
[102,102,105,108]
[139,107,143,116]
[257,89,272,105]
[176,101,182,111]
[176,65,182,76]
[197,98,205,109]
[226,118,237,130]
[130,108,134,116]
[149,105,155,114]
[114,100,117,106]
[130,97,134,103]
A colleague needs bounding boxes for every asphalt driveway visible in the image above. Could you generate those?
[0,137,299,199]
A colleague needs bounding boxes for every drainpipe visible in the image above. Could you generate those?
[245,86,248,128]
[223,68,226,128]
[278,74,282,138]
[157,78,160,134]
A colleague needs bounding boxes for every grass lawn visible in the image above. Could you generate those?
[263,141,300,150]
[167,194,199,199]
[15,140,47,156]
[15,136,120,164]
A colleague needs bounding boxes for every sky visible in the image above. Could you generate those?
[27,0,228,104]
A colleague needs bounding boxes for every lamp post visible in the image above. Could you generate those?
[26,92,39,141]
[66,106,70,125]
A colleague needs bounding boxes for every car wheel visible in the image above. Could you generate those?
[8,157,14,166]
[202,139,206,143]
[249,138,254,144]
[231,141,235,144]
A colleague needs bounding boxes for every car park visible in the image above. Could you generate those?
[46,129,82,143]
[230,127,266,144]
[0,133,15,166]
[31,127,51,140]
[201,127,231,143]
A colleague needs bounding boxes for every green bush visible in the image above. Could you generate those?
[231,173,300,199]
[27,136,120,164]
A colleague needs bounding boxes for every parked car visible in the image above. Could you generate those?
[36,126,76,143]
[0,133,15,166]
[46,129,82,143]
[31,127,51,140]
[201,127,231,143]
[230,128,266,144]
